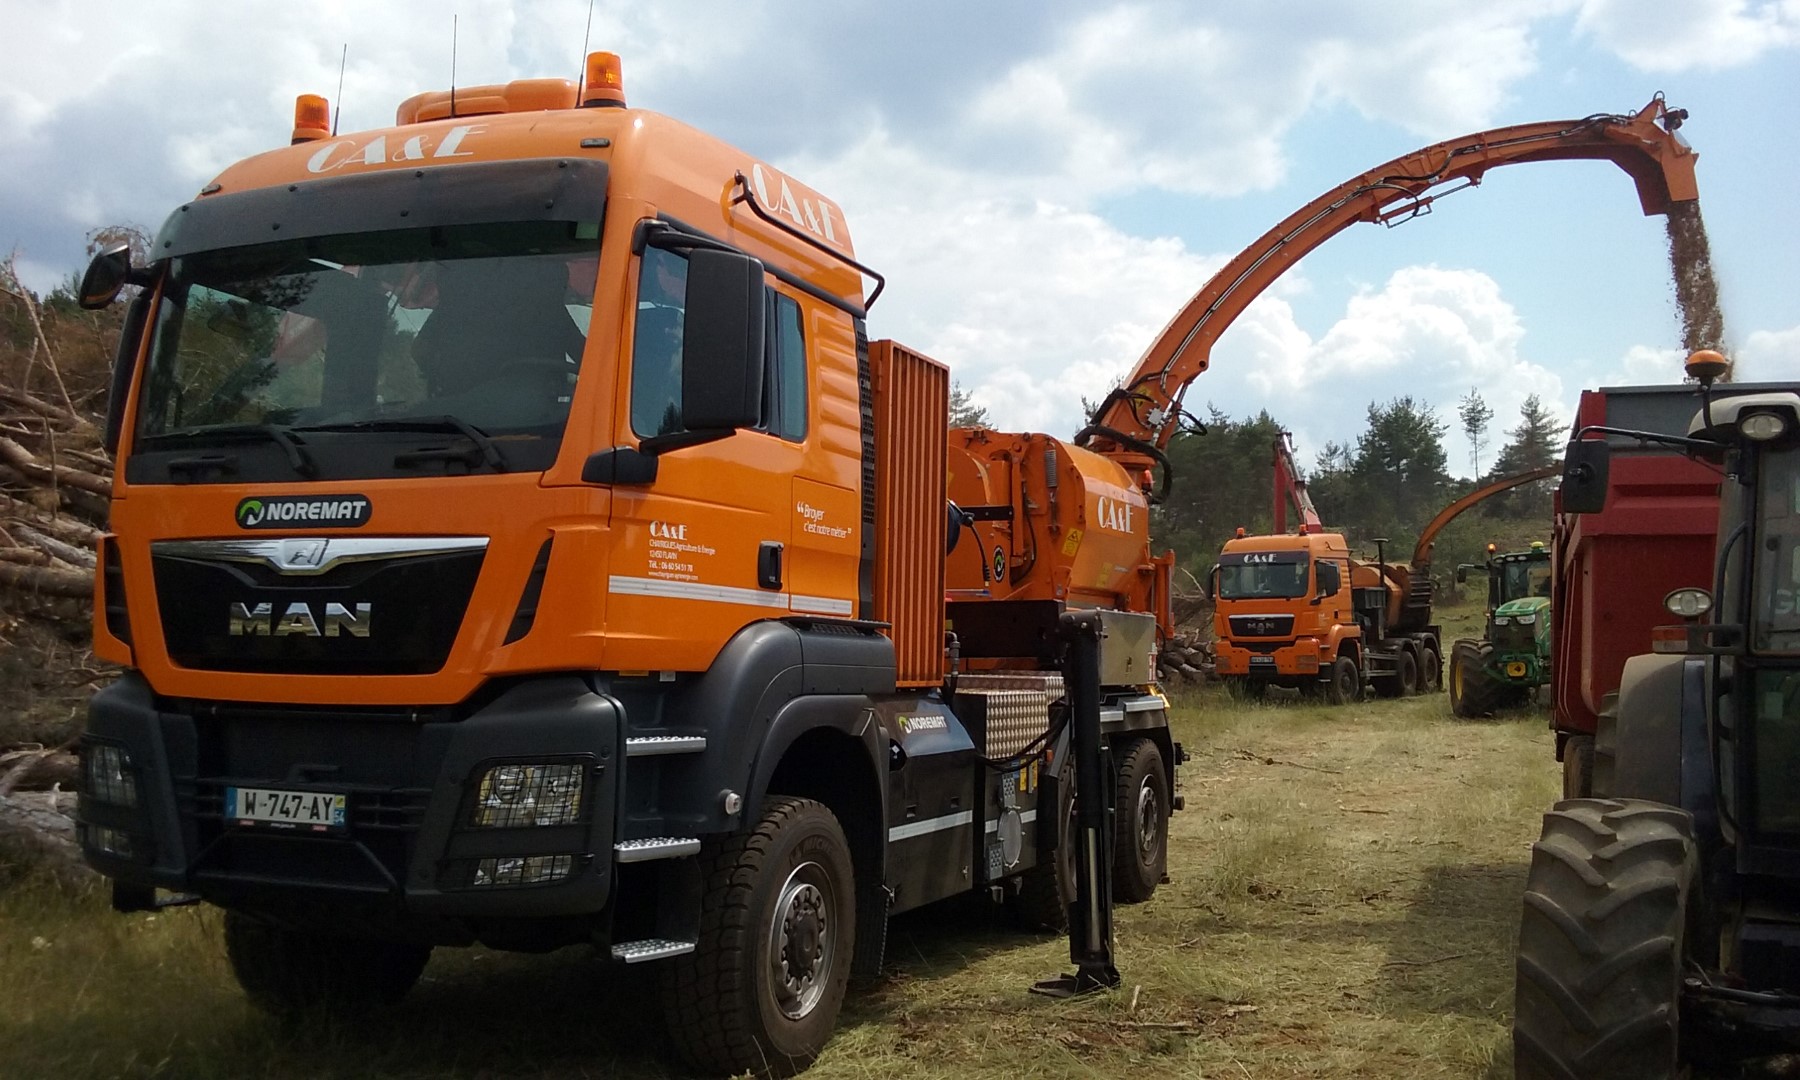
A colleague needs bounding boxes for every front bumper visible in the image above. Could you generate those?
[77,673,620,924]
[1213,639,1323,681]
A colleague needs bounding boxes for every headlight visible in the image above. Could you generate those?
[1493,616,1512,626]
[1741,411,1789,442]
[470,762,586,828]
[84,744,138,807]
[1513,613,1537,626]
[1664,587,1714,619]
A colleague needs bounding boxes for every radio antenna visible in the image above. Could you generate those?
[577,0,596,95]
[332,44,347,135]
[449,14,459,117]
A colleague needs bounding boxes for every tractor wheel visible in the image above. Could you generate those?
[1324,656,1360,706]
[1416,645,1441,694]
[661,797,855,1078]
[1112,739,1169,904]
[1448,640,1506,718]
[1561,734,1594,800]
[1513,798,1694,1080]
[224,911,431,1016]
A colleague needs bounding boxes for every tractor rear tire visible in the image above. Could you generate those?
[661,797,855,1078]
[1448,640,1506,718]
[224,911,431,1017]
[1324,656,1360,706]
[1417,645,1441,694]
[1513,798,1693,1080]
[1111,739,1168,904]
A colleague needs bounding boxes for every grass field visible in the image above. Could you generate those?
[0,662,1566,1080]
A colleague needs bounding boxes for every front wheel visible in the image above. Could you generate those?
[224,911,431,1016]
[1513,798,1693,1079]
[661,797,855,1078]
[1448,640,1504,718]
[1112,739,1169,903]
[1324,656,1360,705]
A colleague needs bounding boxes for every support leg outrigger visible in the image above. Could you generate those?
[1031,611,1121,998]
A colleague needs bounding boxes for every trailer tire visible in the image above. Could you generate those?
[224,911,431,1016]
[1396,648,1420,696]
[1513,798,1693,1080]
[1561,734,1594,800]
[1417,644,1441,693]
[1324,656,1360,706]
[1112,739,1168,903]
[661,797,854,1078]
[1448,640,1505,718]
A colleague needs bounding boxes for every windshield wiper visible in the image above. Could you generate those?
[296,416,507,473]
[141,423,318,478]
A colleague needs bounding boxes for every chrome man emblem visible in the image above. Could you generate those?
[276,539,329,570]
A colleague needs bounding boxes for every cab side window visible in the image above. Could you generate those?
[630,247,687,437]
[1315,559,1341,597]
[761,293,808,442]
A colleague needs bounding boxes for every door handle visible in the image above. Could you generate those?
[758,541,784,590]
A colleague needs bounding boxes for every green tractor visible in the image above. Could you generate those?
[1448,542,1552,717]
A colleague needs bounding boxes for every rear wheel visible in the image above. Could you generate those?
[1324,656,1360,706]
[1417,645,1441,694]
[661,797,854,1078]
[1513,798,1692,1079]
[1448,640,1506,718]
[1561,734,1594,800]
[224,912,431,1016]
[1396,648,1420,696]
[1111,739,1168,903]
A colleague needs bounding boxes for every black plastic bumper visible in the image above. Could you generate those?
[78,673,620,924]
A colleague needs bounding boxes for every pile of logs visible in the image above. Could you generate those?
[1158,633,1213,686]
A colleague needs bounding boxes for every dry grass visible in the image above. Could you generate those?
[0,649,1562,1079]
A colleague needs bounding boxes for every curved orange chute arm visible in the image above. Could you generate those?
[1080,98,1698,465]
[1410,463,1561,567]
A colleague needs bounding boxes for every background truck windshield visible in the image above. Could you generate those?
[1754,444,1800,653]
[1219,555,1311,600]
[135,220,599,442]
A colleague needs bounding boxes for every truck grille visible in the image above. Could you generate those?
[1228,614,1295,638]
[151,538,485,675]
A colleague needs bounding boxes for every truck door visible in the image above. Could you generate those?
[605,246,797,669]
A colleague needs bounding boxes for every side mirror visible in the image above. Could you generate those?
[680,248,766,431]
[1560,440,1611,515]
[1207,564,1220,601]
[78,243,134,310]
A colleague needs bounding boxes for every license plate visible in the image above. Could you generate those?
[226,786,347,831]
[1250,656,1275,666]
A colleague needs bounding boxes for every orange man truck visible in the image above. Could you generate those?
[71,55,1180,1077]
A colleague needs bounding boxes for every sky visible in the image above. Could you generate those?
[3,0,1797,479]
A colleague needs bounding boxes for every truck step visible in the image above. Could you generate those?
[625,735,707,756]
[614,837,702,862]
[610,938,696,963]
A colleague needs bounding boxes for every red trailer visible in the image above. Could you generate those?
[1553,382,1783,797]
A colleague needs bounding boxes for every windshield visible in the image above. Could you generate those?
[1500,559,1553,604]
[135,220,599,458]
[1219,554,1310,600]
[1754,445,1800,653]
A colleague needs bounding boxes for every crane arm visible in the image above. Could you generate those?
[1410,463,1560,567]
[1271,430,1323,533]
[1078,97,1697,474]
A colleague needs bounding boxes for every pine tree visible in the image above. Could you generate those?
[1487,393,1568,518]
[948,382,991,428]
[1457,386,1493,478]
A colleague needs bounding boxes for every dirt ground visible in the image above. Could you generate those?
[1,681,1567,1080]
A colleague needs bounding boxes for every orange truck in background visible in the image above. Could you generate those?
[71,54,1179,1077]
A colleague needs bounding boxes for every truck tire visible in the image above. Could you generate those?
[224,911,431,1016]
[1417,644,1441,694]
[1448,640,1505,718]
[1112,739,1168,903]
[1561,734,1594,800]
[1324,656,1360,706]
[1396,647,1419,696]
[661,797,854,1078]
[1513,798,1693,1080]
[1009,762,1074,933]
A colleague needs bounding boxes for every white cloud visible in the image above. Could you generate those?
[1739,324,1800,379]
[1576,0,1800,70]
